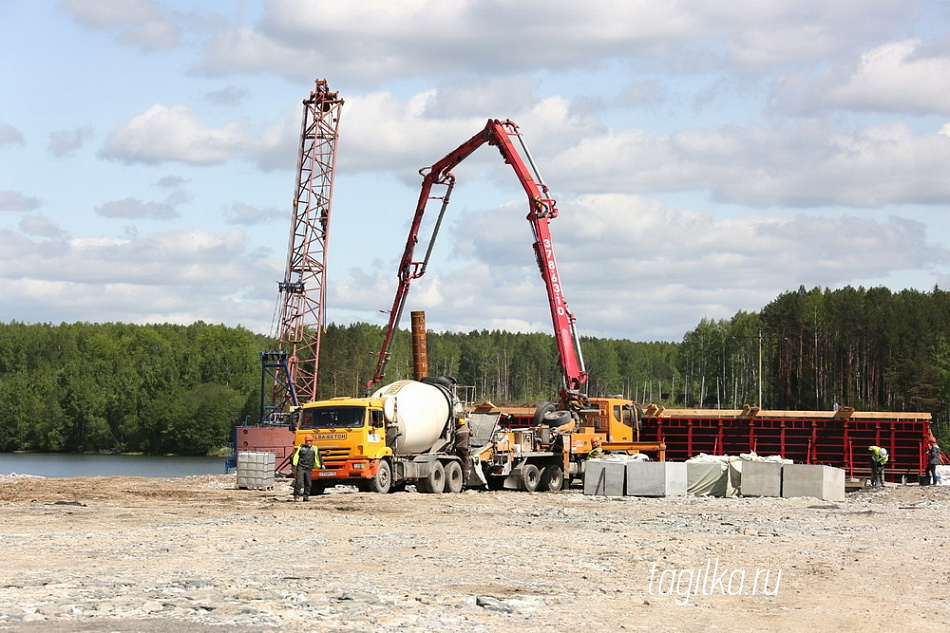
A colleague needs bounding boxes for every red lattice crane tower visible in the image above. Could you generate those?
[268,79,343,415]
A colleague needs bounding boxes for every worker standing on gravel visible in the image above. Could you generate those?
[926,439,941,485]
[868,445,888,487]
[292,435,321,501]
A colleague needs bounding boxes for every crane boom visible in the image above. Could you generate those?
[366,119,587,399]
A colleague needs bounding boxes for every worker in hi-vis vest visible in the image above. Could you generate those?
[868,445,888,487]
[292,435,322,501]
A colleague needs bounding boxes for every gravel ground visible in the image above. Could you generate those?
[0,474,948,632]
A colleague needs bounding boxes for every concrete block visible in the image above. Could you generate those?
[687,461,731,496]
[625,462,688,497]
[583,459,626,496]
[781,464,845,502]
[740,461,784,497]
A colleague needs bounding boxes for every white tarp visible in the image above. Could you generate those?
[685,453,790,496]
[686,454,741,497]
[687,460,731,496]
[738,451,793,465]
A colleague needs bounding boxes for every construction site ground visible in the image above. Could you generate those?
[0,474,947,633]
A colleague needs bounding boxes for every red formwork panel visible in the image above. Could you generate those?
[639,409,933,483]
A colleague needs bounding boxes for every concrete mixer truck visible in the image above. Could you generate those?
[284,376,472,495]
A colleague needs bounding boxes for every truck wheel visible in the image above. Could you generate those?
[521,464,541,492]
[422,462,445,494]
[308,482,326,496]
[371,460,393,494]
[445,461,464,493]
[539,464,564,492]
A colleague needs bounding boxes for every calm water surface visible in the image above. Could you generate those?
[0,453,227,478]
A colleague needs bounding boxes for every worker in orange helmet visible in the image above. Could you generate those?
[292,435,322,501]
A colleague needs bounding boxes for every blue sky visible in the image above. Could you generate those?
[2,0,950,342]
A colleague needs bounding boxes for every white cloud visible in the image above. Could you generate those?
[822,40,950,115]
[101,102,312,171]
[332,91,599,180]
[0,190,42,212]
[224,203,284,226]
[204,85,249,106]
[101,104,248,165]
[6,0,950,344]
[154,175,188,189]
[48,126,93,157]
[718,1,906,70]
[19,215,64,238]
[245,111,299,172]
[543,121,950,208]
[341,194,947,340]
[95,196,180,220]
[200,0,913,82]
[0,124,25,147]
[61,0,180,51]
[0,227,281,331]
[332,91,487,173]
[414,76,539,120]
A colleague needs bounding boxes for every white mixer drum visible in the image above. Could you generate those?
[373,380,451,454]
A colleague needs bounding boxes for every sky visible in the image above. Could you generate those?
[2,1,950,343]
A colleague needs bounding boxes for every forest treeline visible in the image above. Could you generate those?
[2,285,949,455]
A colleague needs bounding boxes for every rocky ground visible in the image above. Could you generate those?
[0,474,948,632]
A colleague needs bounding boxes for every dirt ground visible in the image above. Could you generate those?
[0,474,948,633]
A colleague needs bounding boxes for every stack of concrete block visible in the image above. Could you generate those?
[583,459,626,496]
[740,461,784,497]
[781,464,844,502]
[582,458,845,501]
[625,461,687,497]
[236,451,276,490]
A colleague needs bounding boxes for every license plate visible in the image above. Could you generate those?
[318,471,337,477]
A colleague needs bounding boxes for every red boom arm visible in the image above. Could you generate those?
[366,119,587,399]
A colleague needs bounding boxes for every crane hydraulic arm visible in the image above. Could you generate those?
[366,119,587,400]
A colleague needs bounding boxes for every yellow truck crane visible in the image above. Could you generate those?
[470,395,666,491]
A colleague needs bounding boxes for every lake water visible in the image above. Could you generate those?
[0,453,228,478]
